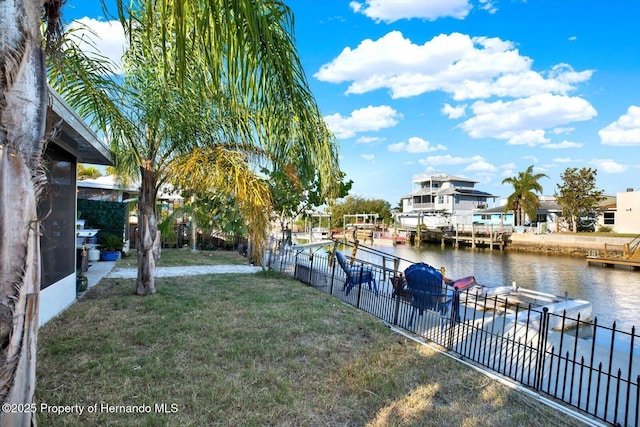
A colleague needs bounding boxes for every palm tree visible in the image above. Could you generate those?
[111,0,340,295]
[1,0,341,421]
[50,0,341,295]
[0,1,65,423]
[502,165,548,226]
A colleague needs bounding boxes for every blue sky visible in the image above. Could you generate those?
[63,0,639,206]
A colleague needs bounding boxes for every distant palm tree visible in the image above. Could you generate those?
[502,165,548,226]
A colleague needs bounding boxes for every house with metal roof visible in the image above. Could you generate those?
[396,173,498,228]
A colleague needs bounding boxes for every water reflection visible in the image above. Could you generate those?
[359,243,640,331]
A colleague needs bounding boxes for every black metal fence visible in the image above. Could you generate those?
[263,240,639,427]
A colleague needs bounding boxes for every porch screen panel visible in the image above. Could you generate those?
[39,145,76,289]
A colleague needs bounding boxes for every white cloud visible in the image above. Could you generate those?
[506,130,550,146]
[356,136,385,144]
[552,127,575,134]
[500,167,514,177]
[69,18,126,74]
[464,159,497,172]
[349,0,472,23]
[461,93,597,142]
[544,140,583,149]
[323,105,402,139]
[523,155,539,163]
[442,103,466,119]
[418,154,484,167]
[361,153,376,162]
[315,31,593,101]
[479,0,498,14]
[590,159,628,173]
[599,106,640,146]
[553,157,579,163]
[388,137,446,153]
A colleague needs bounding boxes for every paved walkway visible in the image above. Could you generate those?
[108,264,262,278]
[84,260,261,288]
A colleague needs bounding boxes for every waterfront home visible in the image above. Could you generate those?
[472,190,640,234]
[598,189,640,234]
[396,173,497,228]
[474,196,562,233]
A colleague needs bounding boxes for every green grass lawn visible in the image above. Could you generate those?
[36,251,587,426]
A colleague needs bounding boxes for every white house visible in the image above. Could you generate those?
[473,196,562,233]
[472,191,640,234]
[598,189,640,234]
[396,173,497,228]
[77,175,138,202]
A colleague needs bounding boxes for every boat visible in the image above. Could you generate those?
[311,227,330,241]
[445,275,477,290]
[478,282,592,331]
[374,232,407,245]
[393,261,591,332]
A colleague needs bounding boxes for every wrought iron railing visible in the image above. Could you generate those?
[263,239,639,426]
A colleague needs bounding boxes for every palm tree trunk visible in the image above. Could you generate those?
[136,163,159,295]
[1,0,47,424]
[0,150,41,427]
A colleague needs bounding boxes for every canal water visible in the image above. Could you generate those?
[354,243,640,332]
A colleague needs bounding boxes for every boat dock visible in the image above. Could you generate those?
[405,224,512,250]
[586,238,640,270]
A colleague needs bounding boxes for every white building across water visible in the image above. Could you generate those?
[396,173,498,229]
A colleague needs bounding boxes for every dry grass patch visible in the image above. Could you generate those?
[36,271,588,426]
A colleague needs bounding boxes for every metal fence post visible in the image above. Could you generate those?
[393,295,401,326]
[329,254,337,295]
[534,307,550,391]
[356,265,364,309]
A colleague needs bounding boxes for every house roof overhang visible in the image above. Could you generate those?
[47,88,112,165]
[78,175,138,193]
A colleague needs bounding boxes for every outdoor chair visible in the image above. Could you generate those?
[404,262,455,328]
[391,274,411,302]
[334,251,378,296]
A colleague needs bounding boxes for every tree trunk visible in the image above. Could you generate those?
[1,0,47,424]
[136,163,160,295]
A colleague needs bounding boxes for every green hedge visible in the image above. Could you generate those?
[77,199,127,242]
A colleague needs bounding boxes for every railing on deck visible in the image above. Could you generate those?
[263,239,639,427]
[603,233,640,260]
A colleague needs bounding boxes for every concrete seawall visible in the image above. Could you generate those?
[509,233,632,257]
